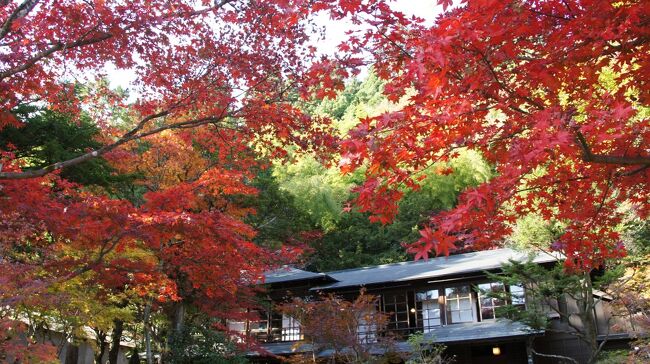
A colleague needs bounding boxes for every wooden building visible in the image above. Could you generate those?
[234,248,633,363]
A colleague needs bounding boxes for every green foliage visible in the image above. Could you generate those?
[304,150,492,271]
[244,168,314,248]
[507,214,565,251]
[306,72,389,135]
[405,332,453,364]
[487,260,573,329]
[273,155,355,231]
[595,349,633,364]
[414,150,494,210]
[622,219,650,256]
[307,211,408,271]
[0,105,140,194]
[167,318,248,364]
[271,149,492,271]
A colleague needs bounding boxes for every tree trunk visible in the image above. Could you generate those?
[163,301,187,363]
[144,300,153,364]
[582,273,600,364]
[171,301,186,335]
[94,330,108,364]
[129,349,141,364]
[108,319,124,364]
[64,344,79,364]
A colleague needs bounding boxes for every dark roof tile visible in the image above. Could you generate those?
[312,248,557,290]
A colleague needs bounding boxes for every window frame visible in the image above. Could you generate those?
[415,288,443,331]
[410,280,528,329]
[476,281,508,321]
[281,314,303,342]
[381,291,412,334]
[444,285,477,324]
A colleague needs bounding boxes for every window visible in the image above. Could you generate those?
[383,292,410,332]
[357,308,378,344]
[228,320,246,333]
[477,282,507,320]
[269,312,283,342]
[248,309,273,342]
[281,314,302,341]
[415,289,442,331]
[250,320,269,333]
[510,284,526,309]
[228,308,304,342]
[445,286,475,324]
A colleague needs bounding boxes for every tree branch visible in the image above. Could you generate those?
[376,28,413,59]
[573,129,650,166]
[0,0,41,41]
[0,106,234,179]
[0,32,113,81]
[1,0,239,80]
[531,348,579,364]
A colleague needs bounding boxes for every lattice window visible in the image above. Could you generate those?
[269,312,283,342]
[444,285,475,324]
[415,289,442,331]
[383,292,410,332]
[249,309,271,342]
[477,282,507,320]
[357,308,378,344]
[281,314,302,341]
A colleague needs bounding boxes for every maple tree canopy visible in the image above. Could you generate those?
[339,0,649,269]
[0,0,649,359]
[0,0,394,341]
[1,0,649,341]
[0,0,352,179]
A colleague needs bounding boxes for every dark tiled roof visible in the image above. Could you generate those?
[262,249,559,287]
[311,248,558,290]
[263,266,327,284]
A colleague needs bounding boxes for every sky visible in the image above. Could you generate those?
[106,1,441,92]
[310,0,440,55]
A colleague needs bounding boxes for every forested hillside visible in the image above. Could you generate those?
[249,74,493,271]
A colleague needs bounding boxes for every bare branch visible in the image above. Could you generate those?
[531,348,579,364]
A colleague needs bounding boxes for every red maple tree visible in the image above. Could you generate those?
[2,1,649,360]
[0,0,385,284]
[339,0,650,268]
[0,0,395,360]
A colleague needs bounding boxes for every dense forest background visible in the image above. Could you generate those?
[247,73,494,271]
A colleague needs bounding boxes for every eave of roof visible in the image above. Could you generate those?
[252,320,542,357]
[261,249,560,288]
[310,248,558,291]
[263,266,328,285]
[418,319,543,344]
